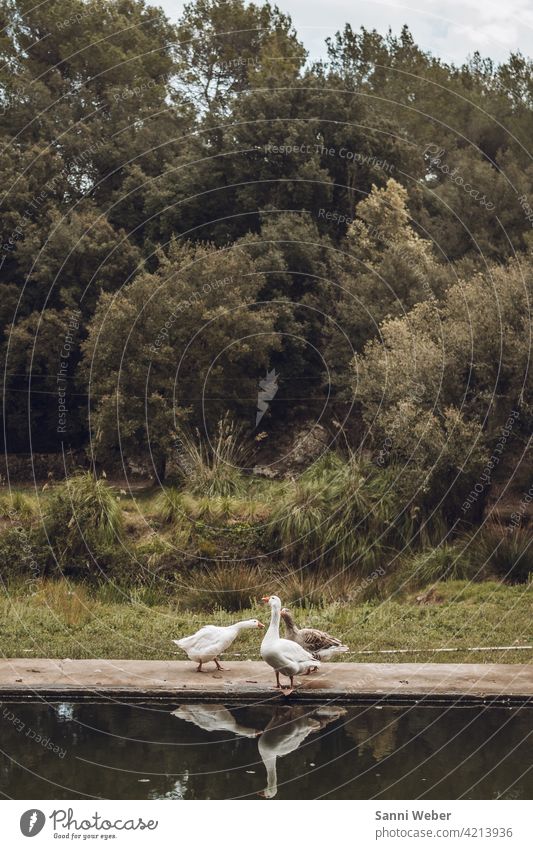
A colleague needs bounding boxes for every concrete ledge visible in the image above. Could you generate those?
[0,659,532,705]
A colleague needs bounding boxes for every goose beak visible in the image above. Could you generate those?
[257,621,265,629]
[261,596,270,603]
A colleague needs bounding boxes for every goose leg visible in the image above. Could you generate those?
[282,675,295,696]
[196,662,203,672]
[214,657,227,671]
[275,670,282,689]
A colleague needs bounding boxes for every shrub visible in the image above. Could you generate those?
[397,544,480,590]
[43,473,123,569]
[0,526,49,581]
[171,415,248,497]
[179,562,267,612]
[467,524,533,584]
[266,451,402,570]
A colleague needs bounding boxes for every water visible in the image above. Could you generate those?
[0,700,531,799]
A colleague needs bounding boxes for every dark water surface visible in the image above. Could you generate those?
[0,700,531,799]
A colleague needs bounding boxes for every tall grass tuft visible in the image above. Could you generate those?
[467,523,533,584]
[266,451,402,571]
[271,568,364,608]
[176,560,384,613]
[37,580,94,627]
[179,562,267,612]
[156,488,192,525]
[172,415,248,498]
[44,473,123,565]
[0,490,35,520]
[397,544,479,590]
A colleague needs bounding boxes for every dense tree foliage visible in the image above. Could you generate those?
[1,0,531,526]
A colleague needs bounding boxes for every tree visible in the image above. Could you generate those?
[2,308,87,451]
[82,239,281,475]
[352,257,533,519]
[326,179,451,392]
[239,211,338,421]
[175,0,305,112]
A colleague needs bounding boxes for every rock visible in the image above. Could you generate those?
[252,465,279,479]
[416,588,444,605]
[285,423,330,471]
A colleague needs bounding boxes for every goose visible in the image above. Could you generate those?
[173,618,264,671]
[257,705,347,798]
[260,595,319,693]
[258,707,321,798]
[172,704,261,738]
[280,607,349,666]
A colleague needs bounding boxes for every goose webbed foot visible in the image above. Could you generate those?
[281,675,297,696]
[214,658,227,671]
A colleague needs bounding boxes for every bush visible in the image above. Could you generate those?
[179,562,267,612]
[266,451,402,570]
[467,524,533,584]
[43,473,123,570]
[396,544,480,591]
[171,416,248,498]
[0,526,49,581]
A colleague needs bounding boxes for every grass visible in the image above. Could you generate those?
[1,468,531,664]
[467,523,533,584]
[171,415,248,497]
[44,473,124,558]
[0,490,37,520]
[0,578,530,664]
[265,452,406,570]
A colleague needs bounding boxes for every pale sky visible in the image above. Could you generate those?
[158,0,533,65]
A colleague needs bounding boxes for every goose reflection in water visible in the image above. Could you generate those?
[258,706,346,798]
[171,704,261,738]
[171,703,346,799]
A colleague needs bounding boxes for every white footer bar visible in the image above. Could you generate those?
[2,799,530,848]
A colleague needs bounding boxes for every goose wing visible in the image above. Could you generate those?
[299,627,343,654]
[276,637,316,663]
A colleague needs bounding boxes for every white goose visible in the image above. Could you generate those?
[173,618,264,672]
[257,705,346,798]
[258,707,321,798]
[172,704,261,738]
[260,595,319,692]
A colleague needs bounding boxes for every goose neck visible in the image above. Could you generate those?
[267,604,281,639]
[283,611,297,635]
